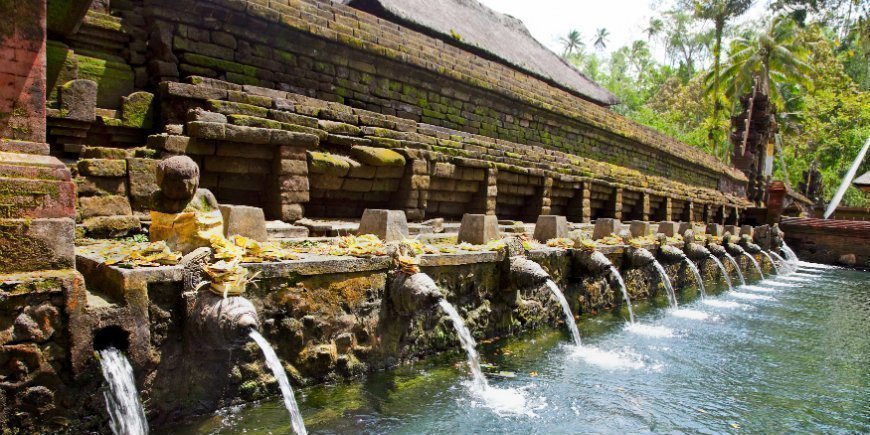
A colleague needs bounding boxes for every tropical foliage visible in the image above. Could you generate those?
[559,1,869,206]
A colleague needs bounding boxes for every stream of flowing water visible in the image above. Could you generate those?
[742,252,765,279]
[437,299,487,389]
[682,258,706,298]
[545,280,583,345]
[708,255,733,291]
[249,330,307,435]
[759,251,780,275]
[609,266,635,324]
[723,253,746,286]
[650,260,678,308]
[769,251,791,274]
[98,348,148,435]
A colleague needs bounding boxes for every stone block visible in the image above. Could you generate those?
[657,221,678,237]
[357,209,409,242]
[592,218,621,240]
[77,159,127,177]
[80,146,129,159]
[282,203,304,221]
[706,223,723,237]
[81,215,140,238]
[126,158,159,202]
[457,213,499,245]
[76,176,127,197]
[629,221,651,238]
[740,225,754,238]
[220,204,268,241]
[533,215,568,241]
[120,92,155,128]
[0,218,75,273]
[78,195,132,219]
[678,222,693,237]
[724,225,740,236]
[266,220,309,238]
[59,79,97,122]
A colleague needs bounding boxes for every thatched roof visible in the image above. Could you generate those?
[853,171,870,187]
[343,0,619,106]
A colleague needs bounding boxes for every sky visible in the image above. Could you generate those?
[476,0,771,63]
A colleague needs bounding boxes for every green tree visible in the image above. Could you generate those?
[594,28,610,51]
[559,29,585,58]
[688,0,753,153]
[718,15,814,109]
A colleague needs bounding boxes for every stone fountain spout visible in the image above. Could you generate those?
[770,223,785,251]
[508,257,551,289]
[704,237,728,258]
[181,248,261,349]
[739,234,762,254]
[626,246,657,268]
[390,272,442,316]
[677,232,711,261]
[576,250,613,274]
[656,234,688,263]
[189,293,260,349]
[722,233,747,257]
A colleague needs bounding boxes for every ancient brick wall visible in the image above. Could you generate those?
[0,0,47,143]
[119,0,744,191]
[35,0,751,229]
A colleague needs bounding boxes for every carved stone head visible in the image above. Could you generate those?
[156,155,199,201]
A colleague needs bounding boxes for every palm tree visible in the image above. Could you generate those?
[688,0,752,152]
[559,30,584,58]
[716,15,813,108]
[644,17,664,41]
[594,28,610,51]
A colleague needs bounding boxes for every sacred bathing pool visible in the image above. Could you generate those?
[0,0,867,433]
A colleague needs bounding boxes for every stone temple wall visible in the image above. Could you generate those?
[39,0,749,236]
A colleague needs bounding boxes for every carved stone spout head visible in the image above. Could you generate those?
[508,257,551,289]
[390,272,442,316]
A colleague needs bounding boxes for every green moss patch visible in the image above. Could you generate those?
[349,146,405,167]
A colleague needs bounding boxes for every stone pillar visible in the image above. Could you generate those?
[580,181,591,223]
[613,187,623,220]
[641,192,651,221]
[394,157,429,221]
[484,167,497,215]
[663,197,672,223]
[274,143,313,221]
[540,177,553,216]
[0,0,47,144]
[766,181,787,224]
[683,200,694,222]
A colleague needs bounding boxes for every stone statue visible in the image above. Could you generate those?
[149,156,224,254]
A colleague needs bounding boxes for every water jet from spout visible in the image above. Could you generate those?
[707,255,733,291]
[545,280,583,345]
[759,251,780,275]
[682,258,707,298]
[438,299,488,390]
[742,252,765,279]
[98,348,148,435]
[723,253,746,286]
[609,266,635,324]
[249,330,307,435]
[650,260,678,308]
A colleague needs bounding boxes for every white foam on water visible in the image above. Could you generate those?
[791,272,817,278]
[765,281,798,288]
[798,261,837,269]
[466,383,546,417]
[702,299,747,309]
[778,276,812,282]
[624,323,675,338]
[731,291,777,301]
[671,308,710,320]
[741,285,779,293]
[571,346,647,370]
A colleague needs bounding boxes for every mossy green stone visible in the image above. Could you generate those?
[349,146,406,167]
